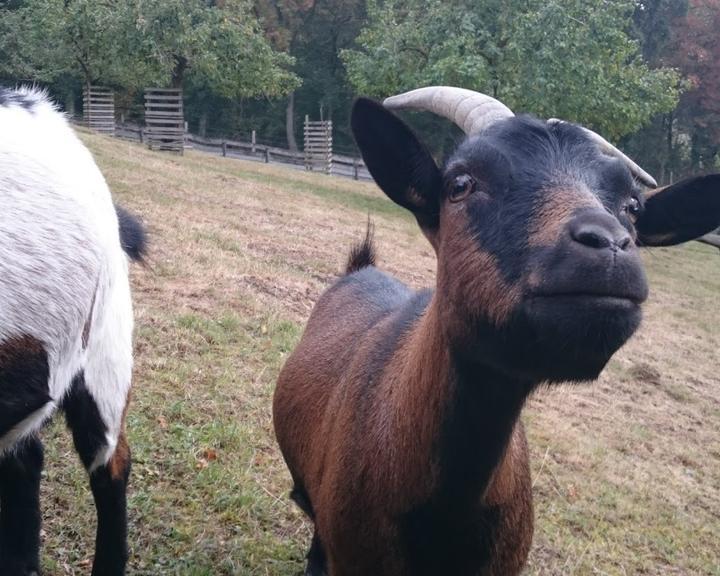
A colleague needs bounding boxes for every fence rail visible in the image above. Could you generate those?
[93,121,720,247]
[114,122,370,181]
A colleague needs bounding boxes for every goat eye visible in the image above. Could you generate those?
[449,174,475,202]
[626,196,641,216]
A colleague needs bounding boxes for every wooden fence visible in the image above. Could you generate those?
[114,123,370,181]
[83,86,115,135]
[144,88,184,154]
[76,118,720,249]
[304,116,332,174]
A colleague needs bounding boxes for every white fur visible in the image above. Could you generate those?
[0,402,56,454]
[0,87,134,466]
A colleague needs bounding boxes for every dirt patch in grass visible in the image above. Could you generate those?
[36,132,719,575]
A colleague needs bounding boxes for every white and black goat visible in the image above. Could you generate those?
[0,87,146,576]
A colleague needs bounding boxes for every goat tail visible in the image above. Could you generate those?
[115,204,148,263]
[345,217,376,274]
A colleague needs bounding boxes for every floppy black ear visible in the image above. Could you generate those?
[351,98,442,231]
[636,174,720,246]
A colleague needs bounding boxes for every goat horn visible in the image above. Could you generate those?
[383,86,657,189]
[548,119,657,189]
[383,86,514,136]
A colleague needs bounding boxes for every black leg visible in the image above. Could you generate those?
[0,437,43,576]
[63,374,130,576]
[87,445,130,576]
[305,530,328,576]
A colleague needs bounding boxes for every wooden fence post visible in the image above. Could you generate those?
[252,130,256,155]
[222,141,227,157]
[304,115,310,170]
[144,88,184,154]
[353,158,359,180]
[265,148,270,163]
[83,85,115,135]
[304,115,333,174]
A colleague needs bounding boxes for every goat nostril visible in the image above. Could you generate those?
[617,234,632,251]
[572,225,612,250]
[570,217,633,252]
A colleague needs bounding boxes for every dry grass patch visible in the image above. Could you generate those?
[36,131,719,575]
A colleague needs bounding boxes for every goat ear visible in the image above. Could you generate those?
[351,98,442,231]
[636,174,720,246]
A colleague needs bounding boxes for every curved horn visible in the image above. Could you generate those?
[383,86,513,135]
[382,86,657,188]
[548,119,657,189]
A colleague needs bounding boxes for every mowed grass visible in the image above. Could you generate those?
[37,130,719,575]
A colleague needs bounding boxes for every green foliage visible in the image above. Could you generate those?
[0,0,298,100]
[0,3,33,81]
[130,0,299,98]
[343,0,681,140]
[3,0,711,176]
[0,0,157,88]
[343,0,488,97]
[251,0,365,151]
[507,0,682,140]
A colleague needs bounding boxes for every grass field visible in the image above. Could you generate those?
[37,130,719,575]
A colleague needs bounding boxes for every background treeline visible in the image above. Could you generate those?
[0,0,718,181]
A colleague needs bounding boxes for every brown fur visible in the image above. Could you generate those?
[0,335,45,365]
[642,184,668,200]
[108,396,132,481]
[108,431,130,482]
[275,289,533,575]
[81,287,98,350]
[484,423,534,575]
[438,206,521,327]
[639,231,677,245]
[274,201,536,574]
[317,303,451,573]
[528,184,601,247]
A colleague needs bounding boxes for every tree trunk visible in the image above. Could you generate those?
[64,88,76,117]
[690,130,702,172]
[286,91,298,151]
[665,112,674,184]
[198,110,208,138]
[172,55,188,89]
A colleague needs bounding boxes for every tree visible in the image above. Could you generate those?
[254,0,316,149]
[665,0,720,171]
[0,1,35,83]
[0,0,299,131]
[623,0,689,183]
[0,0,156,90]
[131,0,299,96]
[254,0,365,151]
[129,0,300,136]
[342,0,681,141]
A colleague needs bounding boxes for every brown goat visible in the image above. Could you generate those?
[273,87,720,576]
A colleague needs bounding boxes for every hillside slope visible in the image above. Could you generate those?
[38,132,719,575]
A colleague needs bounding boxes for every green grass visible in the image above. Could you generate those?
[35,131,720,575]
